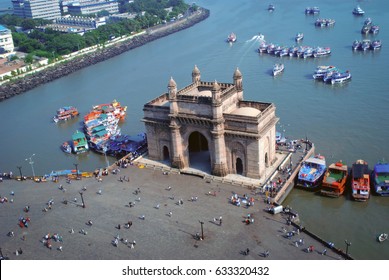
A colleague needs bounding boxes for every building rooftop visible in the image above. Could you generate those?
[231,107,261,117]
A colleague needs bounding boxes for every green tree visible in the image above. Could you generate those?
[24,54,34,64]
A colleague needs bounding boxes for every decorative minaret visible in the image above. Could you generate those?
[168,77,184,169]
[211,80,228,176]
[192,65,201,84]
[233,67,243,100]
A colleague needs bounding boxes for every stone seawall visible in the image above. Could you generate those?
[0,8,210,102]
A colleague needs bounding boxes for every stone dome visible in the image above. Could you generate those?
[233,67,242,78]
[168,77,176,87]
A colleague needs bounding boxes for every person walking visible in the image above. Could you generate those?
[219,216,223,226]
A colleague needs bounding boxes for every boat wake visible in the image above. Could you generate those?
[246,34,264,43]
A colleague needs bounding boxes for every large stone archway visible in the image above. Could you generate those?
[187,131,211,173]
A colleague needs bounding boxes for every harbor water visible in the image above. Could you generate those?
[0,0,388,259]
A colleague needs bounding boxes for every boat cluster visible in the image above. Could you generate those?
[314,18,335,27]
[361,17,379,35]
[312,65,351,85]
[296,154,389,200]
[258,42,331,59]
[305,7,320,15]
[352,39,382,51]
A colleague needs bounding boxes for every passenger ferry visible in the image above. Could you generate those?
[351,160,370,201]
[296,155,326,191]
[373,163,389,196]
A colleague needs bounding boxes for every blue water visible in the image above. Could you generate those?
[0,0,388,259]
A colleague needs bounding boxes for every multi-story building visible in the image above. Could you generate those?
[66,0,119,16]
[0,25,15,56]
[12,0,61,20]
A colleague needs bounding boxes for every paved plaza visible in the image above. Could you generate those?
[0,160,341,260]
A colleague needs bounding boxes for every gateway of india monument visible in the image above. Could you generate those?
[142,66,279,179]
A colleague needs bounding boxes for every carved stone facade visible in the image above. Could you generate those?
[142,66,279,179]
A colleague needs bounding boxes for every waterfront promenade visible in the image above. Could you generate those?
[0,147,346,260]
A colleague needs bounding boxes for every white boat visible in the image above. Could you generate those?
[378,233,388,243]
[312,65,337,80]
[331,71,352,85]
[272,63,284,76]
[353,6,365,15]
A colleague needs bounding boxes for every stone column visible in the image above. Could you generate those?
[170,120,185,169]
[211,127,228,177]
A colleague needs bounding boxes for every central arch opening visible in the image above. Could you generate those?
[188,131,211,173]
[236,157,243,175]
[163,146,170,161]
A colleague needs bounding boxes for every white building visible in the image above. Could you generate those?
[0,25,14,56]
[67,0,119,15]
[12,0,61,20]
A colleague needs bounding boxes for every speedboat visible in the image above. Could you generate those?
[295,33,304,42]
[258,33,265,41]
[272,63,284,76]
[370,25,379,34]
[227,32,237,43]
[361,25,371,34]
[373,162,389,196]
[61,142,72,154]
[312,65,337,80]
[351,160,370,201]
[352,40,362,50]
[321,161,348,198]
[353,6,365,15]
[361,39,371,51]
[258,42,268,53]
[296,155,327,191]
[364,17,372,26]
[371,40,382,50]
[313,47,331,58]
[331,71,352,85]
[378,233,388,243]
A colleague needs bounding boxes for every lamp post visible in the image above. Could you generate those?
[74,163,80,180]
[79,191,85,208]
[345,240,351,257]
[25,154,35,179]
[17,166,23,181]
[199,221,204,240]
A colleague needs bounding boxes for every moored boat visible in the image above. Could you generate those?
[258,42,268,53]
[321,161,348,197]
[371,40,382,50]
[312,65,337,80]
[331,71,352,85]
[296,155,326,191]
[351,160,370,201]
[361,39,371,51]
[305,7,320,14]
[313,47,331,57]
[272,63,284,76]
[227,32,237,43]
[373,162,389,196]
[53,106,79,123]
[72,130,89,154]
[370,25,379,34]
[353,6,365,16]
[352,40,362,50]
[361,25,371,34]
[61,142,72,154]
[268,4,275,12]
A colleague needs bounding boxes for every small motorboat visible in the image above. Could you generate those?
[273,63,284,76]
[268,4,275,12]
[295,33,304,42]
[353,5,365,16]
[227,32,237,43]
[61,142,72,154]
[378,233,388,243]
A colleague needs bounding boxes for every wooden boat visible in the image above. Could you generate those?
[351,160,370,201]
[320,161,348,197]
[53,106,79,122]
[61,142,72,154]
[72,130,89,154]
[378,233,388,242]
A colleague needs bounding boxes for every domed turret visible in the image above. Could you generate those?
[212,80,221,104]
[168,77,177,100]
[233,67,243,92]
[192,65,201,84]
